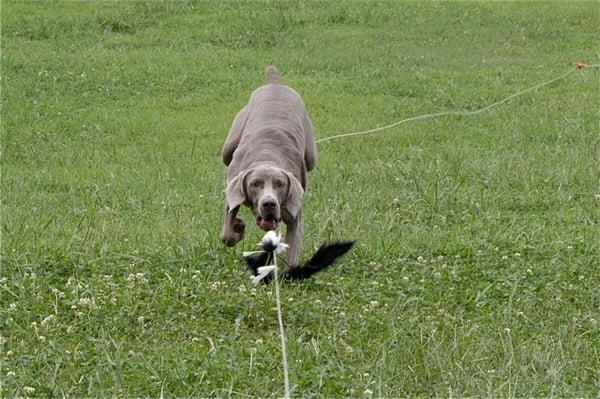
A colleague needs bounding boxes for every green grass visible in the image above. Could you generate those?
[1,0,599,397]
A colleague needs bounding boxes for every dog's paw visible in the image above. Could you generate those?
[221,218,245,247]
[233,218,245,234]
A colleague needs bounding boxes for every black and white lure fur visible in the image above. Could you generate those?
[243,239,355,284]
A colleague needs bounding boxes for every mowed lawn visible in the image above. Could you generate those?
[1,1,599,397]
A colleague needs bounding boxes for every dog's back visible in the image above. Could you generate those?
[246,66,305,130]
[231,67,309,180]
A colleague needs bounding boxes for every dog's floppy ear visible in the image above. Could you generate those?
[226,170,250,211]
[285,172,304,219]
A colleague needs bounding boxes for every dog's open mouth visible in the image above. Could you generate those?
[256,215,279,231]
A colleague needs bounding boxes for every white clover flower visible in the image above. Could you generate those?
[23,387,35,394]
[210,281,226,290]
[41,315,56,327]
[78,298,95,308]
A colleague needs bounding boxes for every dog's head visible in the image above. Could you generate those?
[226,166,304,231]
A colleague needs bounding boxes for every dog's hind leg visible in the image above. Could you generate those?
[302,113,317,171]
[222,106,248,166]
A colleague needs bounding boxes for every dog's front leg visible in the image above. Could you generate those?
[221,204,245,247]
[284,211,303,267]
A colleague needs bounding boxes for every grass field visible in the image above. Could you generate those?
[1,1,599,397]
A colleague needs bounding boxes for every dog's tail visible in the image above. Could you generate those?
[265,65,281,85]
[243,241,355,283]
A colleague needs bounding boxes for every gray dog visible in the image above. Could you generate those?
[221,65,317,267]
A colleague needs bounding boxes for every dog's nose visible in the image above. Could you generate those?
[262,200,276,210]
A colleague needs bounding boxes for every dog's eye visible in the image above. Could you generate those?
[251,180,262,188]
[274,179,285,188]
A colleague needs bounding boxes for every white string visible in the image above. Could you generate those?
[247,231,291,396]
[316,65,599,144]
[272,254,291,399]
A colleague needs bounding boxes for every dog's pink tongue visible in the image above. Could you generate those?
[257,218,277,231]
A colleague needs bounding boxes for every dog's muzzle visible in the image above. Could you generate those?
[256,197,280,231]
